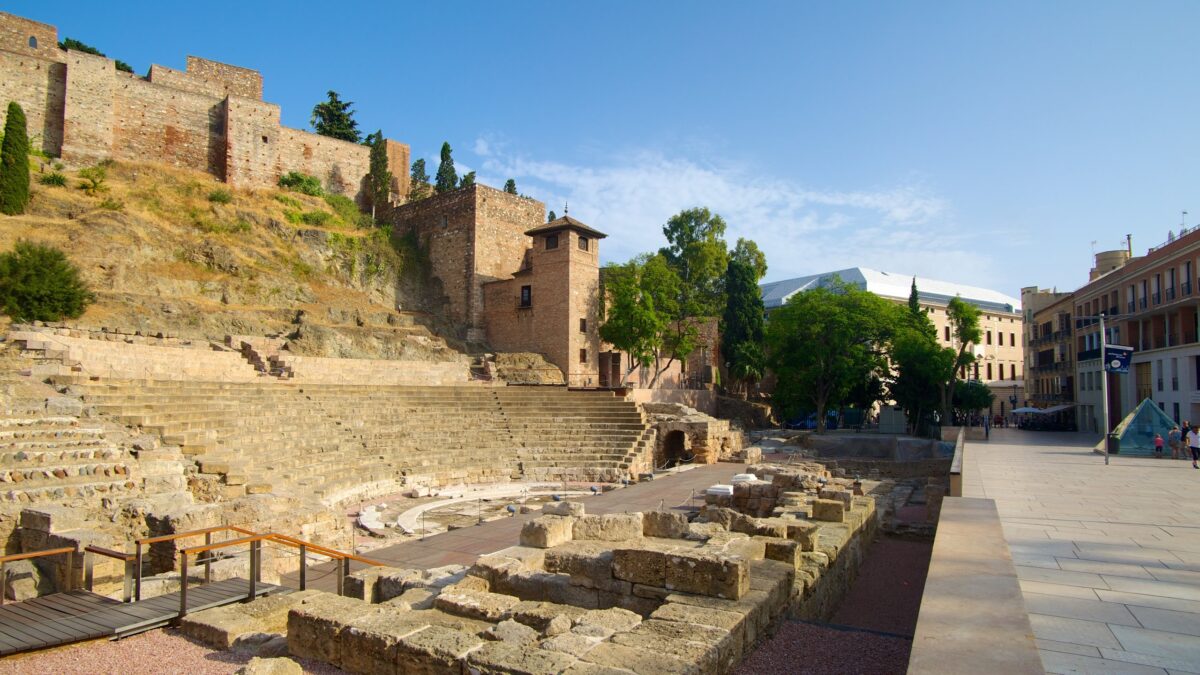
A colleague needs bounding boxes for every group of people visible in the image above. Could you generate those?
[1156,424,1200,468]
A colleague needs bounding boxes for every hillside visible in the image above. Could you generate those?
[0,159,464,361]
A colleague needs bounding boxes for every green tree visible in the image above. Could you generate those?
[889,316,951,437]
[547,210,557,222]
[458,171,476,189]
[310,91,360,143]
[907,277,922,316]
[503,179,518,194]
[0,102,30,216]
[364,130,392,215]
[434,142,458,194]
[765,279,893,432]
[599,258,665,384]
[408,158,432,201]
[58,38,133,72]
[0,241,94,321]
[952,379,995,421]
[720,258,765,395]
[659,207,729,318]
[942,296,982,420]
[730,238,768,281]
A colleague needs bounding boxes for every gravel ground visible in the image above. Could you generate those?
[735,621,912,674]
[0,628,346,675]
[832,536,934,635]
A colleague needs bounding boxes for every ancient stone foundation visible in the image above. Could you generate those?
[175,491,877,674]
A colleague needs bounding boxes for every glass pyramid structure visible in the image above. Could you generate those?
[1109,398,1178,456]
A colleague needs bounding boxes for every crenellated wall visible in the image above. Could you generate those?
[0,10,408,202]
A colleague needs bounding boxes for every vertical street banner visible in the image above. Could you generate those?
[1104,345,1134,373]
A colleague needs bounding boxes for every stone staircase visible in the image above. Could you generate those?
[58,379,653,505]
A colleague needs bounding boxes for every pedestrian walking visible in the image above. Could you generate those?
[1189,426,1200,469]
[1154,433,1164,458]
[1169,425,1183,460]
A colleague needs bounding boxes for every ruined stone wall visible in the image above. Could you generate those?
[384,189,478,333]
[383,139,411,200]
[0,10,408,198]
[276,127,369,199]
[60,50,116,165]
[223,96,281,189]
[112,76,226,177]
[184,55,262,100]
[0,50,65,156]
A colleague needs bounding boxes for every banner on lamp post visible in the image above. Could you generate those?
[1104,345,1134,374]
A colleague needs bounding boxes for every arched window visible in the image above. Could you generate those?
[28,36,38,48]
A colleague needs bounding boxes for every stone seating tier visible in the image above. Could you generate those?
[0,416,140,505]
[65,379,654,500]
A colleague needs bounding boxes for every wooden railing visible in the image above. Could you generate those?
[0,547,76,606]
[132,525,255,601]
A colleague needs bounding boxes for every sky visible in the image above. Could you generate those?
[10,1,1200,302]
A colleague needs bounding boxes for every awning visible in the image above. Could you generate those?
[1040,404,1076,414]
[1012,407,1041,413]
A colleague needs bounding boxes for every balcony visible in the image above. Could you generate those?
[1127,301,1136,313]
[1184,280,1193,296]
[1078,348,1101,361]
[1140,298,1148,309]
[1152,292,1161,305]
[1173,377,1180,391]
[1167,287,1176,301]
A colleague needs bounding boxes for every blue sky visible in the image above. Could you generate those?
[11,1,1200,300]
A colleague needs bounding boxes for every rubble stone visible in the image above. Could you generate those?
[520,515,575,548]
[572,513,643,542]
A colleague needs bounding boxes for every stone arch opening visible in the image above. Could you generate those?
[663,430,688,468]
[28,36,37,48]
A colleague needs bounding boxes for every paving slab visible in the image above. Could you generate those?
[965,428,1200,673]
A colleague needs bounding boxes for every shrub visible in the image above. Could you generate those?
[278,172,323,196]
[97,197,124,211]
[0,240,94,321]
[0,102,31,215]
[207,188,233,204]
[77,165,108,196]
[299,210,333,226]
[274,194,302,209]
[38,172,67,187]
[322,193,361,225]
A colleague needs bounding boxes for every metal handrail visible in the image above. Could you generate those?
[0,546,76,605]
[83,545,136,602]
[132,525,257,601]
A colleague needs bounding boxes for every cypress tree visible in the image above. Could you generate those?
[503,179,517,194]
[434,142,457,194]
[408,159,431,201]
[908,277,922,316]
[364,130,392,213]
[0,102,30,216]
[547,210,557,222]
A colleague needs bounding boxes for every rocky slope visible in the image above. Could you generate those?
[0,160,465,361]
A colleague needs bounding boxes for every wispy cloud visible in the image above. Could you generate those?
[469,142,998,288]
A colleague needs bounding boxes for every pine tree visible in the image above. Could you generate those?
[310,91,360,143]
[364,130,392,214]
[458,171,476,189]
[434,142,458,194]
[503,179,517,194]
[408,159,432,201]
[0,102,30,216]
[547,210,557,222]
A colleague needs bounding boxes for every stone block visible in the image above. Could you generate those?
[467,640,578,675]
[543,573,600,609]
[338,608,429,675]
[19,505,86,533]
[286,593,376,667]
[763,538,801,568]
[576,607,642,634]
[484,618,540,645]
[434,588,520,621]
[664,553,748,600]
[375,567,426,601]
[684,522,726,541]
[698,506,737,529]
[494,570,548,601]
[784,520,820,552]
[572,513,643,542]
[344,566,387,602]
[642,511,689,539]
[395,625,483,675]
[582,642,694,675]
[811,499,845,522]
[520,515,574,548]
[544,548,613,584]
[611,549,667,587]
[540,631,601,658]
[543,501,586,517]
[561,662,638,675]
[507,601,588,636]
[183,591,319,649]
[234,657,302,675]
[610,621,723,675]
[382,587,437,611]
[649,602,746,663]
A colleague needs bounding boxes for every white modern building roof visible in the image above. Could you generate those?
[760,267,1021,313]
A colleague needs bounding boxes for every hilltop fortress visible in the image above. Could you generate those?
[0,11,410,201]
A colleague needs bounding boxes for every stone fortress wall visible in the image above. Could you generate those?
[0,11,409,202]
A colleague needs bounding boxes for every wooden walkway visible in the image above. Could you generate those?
[0,578,287,656]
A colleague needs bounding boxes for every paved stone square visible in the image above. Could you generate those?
[964,428,1200,674]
